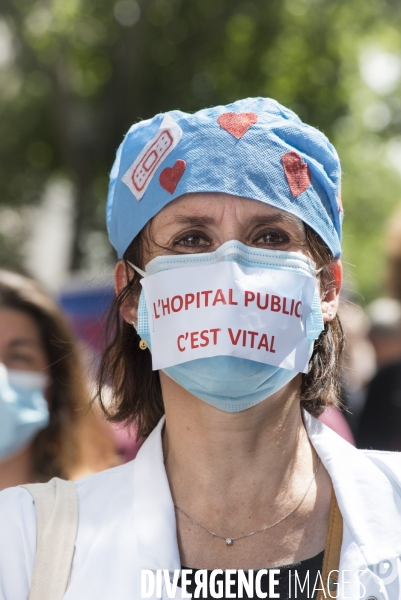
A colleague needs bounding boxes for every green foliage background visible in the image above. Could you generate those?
[1,0,401,300]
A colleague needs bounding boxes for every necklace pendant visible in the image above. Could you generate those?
[226,538,233,546]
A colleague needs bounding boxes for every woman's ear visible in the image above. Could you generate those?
[114,260,138,326]
[321,259,342,322]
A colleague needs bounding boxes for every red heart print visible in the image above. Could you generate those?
[159,159,186,194]
[217,112,258,139]
[281,152,311,197]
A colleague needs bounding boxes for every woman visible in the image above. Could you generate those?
[0,270,117,490]
[1,98,400,600]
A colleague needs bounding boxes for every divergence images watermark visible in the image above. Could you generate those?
[141,568,368,598]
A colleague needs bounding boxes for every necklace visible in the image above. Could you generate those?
[174,456,321,546]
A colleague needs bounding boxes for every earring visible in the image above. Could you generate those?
[139,339,148,350]
[328,312,334,319]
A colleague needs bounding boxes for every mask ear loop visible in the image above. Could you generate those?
[125,260,148,349]
[126,260,146,278]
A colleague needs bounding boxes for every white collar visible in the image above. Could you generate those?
[304,410,401,566]
[133,411,401,571]
[133,416,181,572]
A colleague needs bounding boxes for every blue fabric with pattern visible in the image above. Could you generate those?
[107,97,342,258]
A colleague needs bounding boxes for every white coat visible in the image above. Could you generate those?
[0,411,401,600]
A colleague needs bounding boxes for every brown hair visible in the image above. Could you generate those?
[0,270,117,481]
[98,224,344,438]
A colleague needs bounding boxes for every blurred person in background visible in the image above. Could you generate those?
[367,297,401,368]
[0,270,118,491]
[337,299,376,437]
[358,297,401,451]
[385,205,401,302]
[314,297,376,445]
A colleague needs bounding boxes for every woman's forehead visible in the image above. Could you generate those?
[0,308,43,344]
[152,192,305,230]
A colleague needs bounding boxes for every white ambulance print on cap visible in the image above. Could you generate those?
[121,114,183,201]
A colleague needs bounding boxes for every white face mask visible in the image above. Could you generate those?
[128,240,324,412]
[0,364,50,460]
[7,368,49,390]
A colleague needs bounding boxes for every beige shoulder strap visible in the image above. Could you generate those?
[21,477,79,600]
[316,490,343,600]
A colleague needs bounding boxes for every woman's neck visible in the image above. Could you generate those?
[0,445,34,491]
[162,373,312,508]
[161,373,332,569]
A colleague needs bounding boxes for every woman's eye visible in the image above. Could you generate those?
[173,232,212,250]
[8,353,36,367]
[253,230,289,246]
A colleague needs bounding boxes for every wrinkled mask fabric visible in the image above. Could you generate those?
[131,241,324,412]
[0,364,50,460]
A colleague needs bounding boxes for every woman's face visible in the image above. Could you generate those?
[145,193,310,262]
[116,192,340,324]
[0,308,49,374]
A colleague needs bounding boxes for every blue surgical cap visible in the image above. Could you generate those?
[107,97,343,258]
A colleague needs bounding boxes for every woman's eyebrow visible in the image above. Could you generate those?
[245,214,303,227]
[172,213,302,227]
[172,215,217,226]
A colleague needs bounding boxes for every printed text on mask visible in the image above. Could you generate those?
[152,288,301,356]
[140,262,316,373]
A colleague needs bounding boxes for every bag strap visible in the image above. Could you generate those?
[316,490,343,600]
[21,477,79,600]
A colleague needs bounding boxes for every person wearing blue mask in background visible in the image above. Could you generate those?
[1,98,401,600]
[0,270,117,491]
